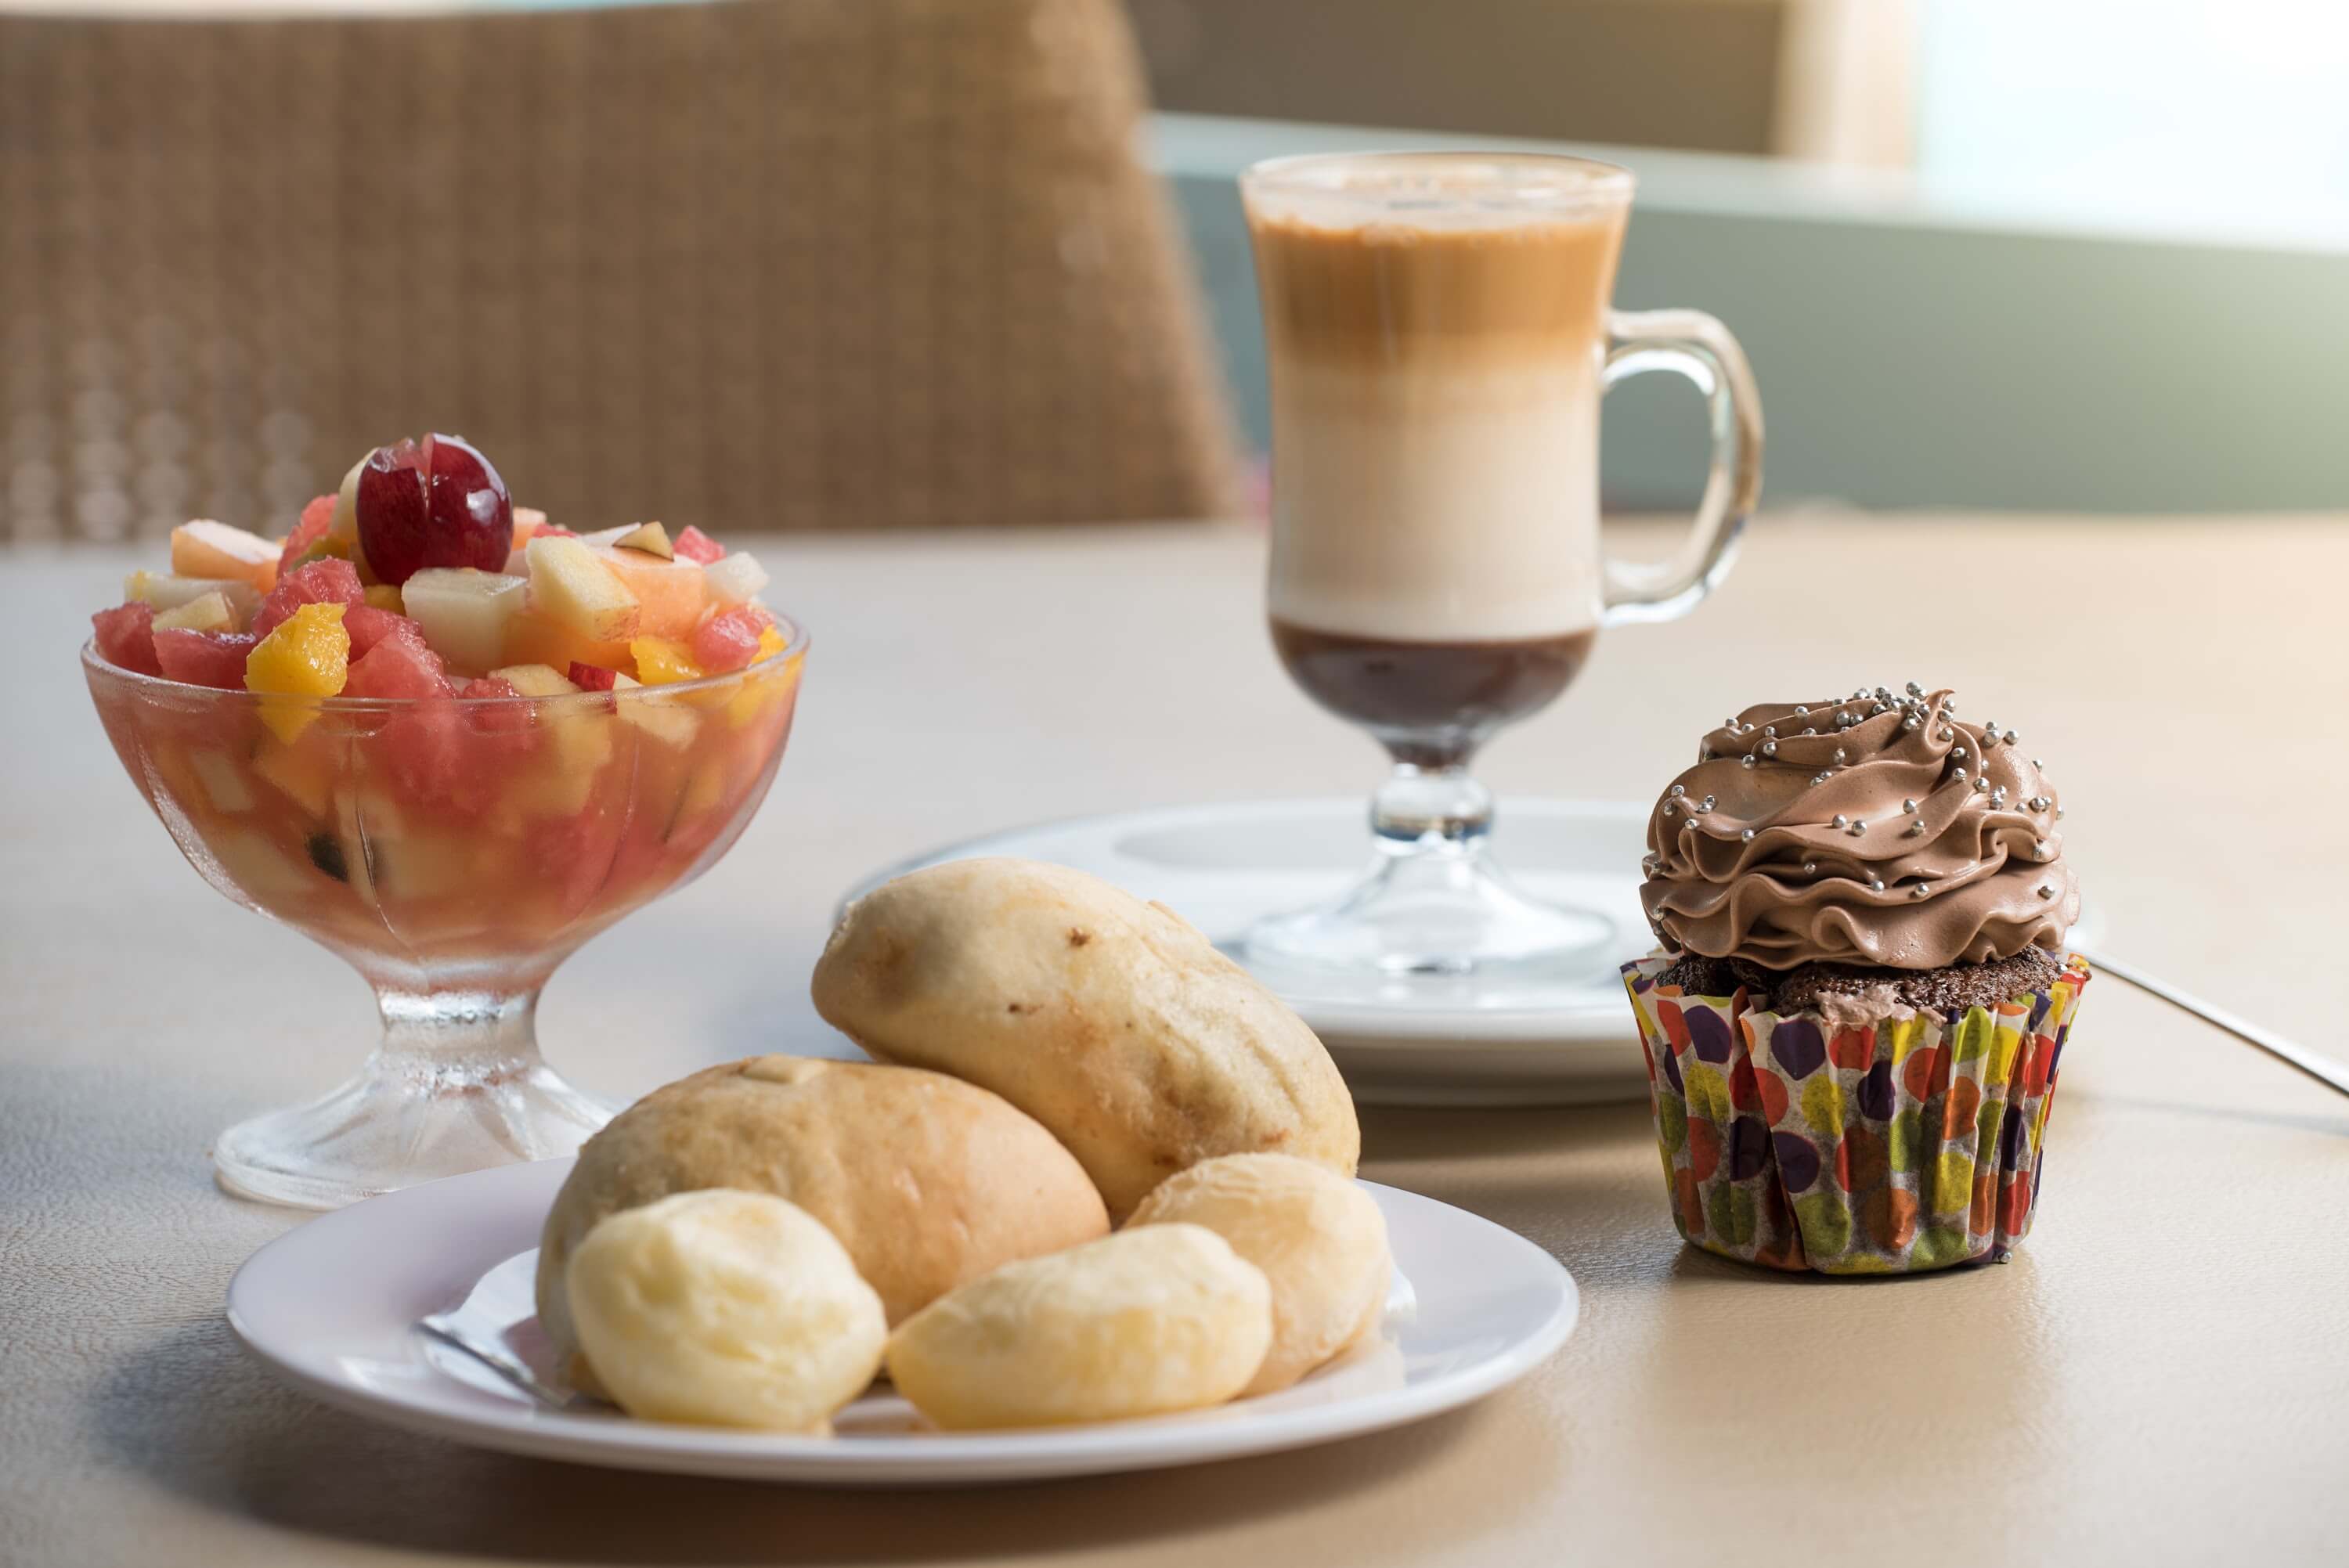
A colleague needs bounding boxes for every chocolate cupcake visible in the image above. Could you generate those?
[1618,684,2092,1273]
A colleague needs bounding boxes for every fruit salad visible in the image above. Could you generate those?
[85,434,803,977]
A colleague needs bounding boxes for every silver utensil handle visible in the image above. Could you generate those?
[2075,946,2349,1101]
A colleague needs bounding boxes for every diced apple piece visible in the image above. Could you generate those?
[610,672,700,748]
[150,589,236,635]
[575,525,635,546]
[402,568,528,675]
[193,748,258,813]
[702,550,768,608]
[525,535,640,642]
[593,544,705,639]
[374,830,474,902]
[510,507,550,551]
[612,521,674,561]
[124,571,260,625]
[172,520,281,593]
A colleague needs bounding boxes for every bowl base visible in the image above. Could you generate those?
[214,1053,616,1210]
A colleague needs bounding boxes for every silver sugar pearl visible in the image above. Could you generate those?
[1795,705,1809,716]
[1803,861,1819,875]
[1848,821,1867,836]
[1741,755,1757,770]
[1762,741,1778,757]
[2037,884,2056,899]
[1907,821,1925,837]
[1906,681,1923,696]
[1662,802,1676,816]
[1702,795,1716,808]
[1802,727,1817,736]
[1833,748,1848,765]
[1903,716,1921,731]
[1952,747,1968,761]
[2034,838,2051,857]
[1938,728,1954,741]
[1765,726,1778,737]
[2056,808,2066,820]
[2033,757,2045,769]
[1902,798,1918,813]
[1813,773,1831,785]
[1869,878,1885,892]
[1831,814,1848,828]
[1670,784,1685,795]
[1741,828,1755,842]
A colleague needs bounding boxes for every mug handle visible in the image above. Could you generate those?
[1598,308,1764,625]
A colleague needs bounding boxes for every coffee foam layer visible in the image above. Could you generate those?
[1267,364,1603,643]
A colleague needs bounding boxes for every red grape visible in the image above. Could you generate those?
[355,434,514,586]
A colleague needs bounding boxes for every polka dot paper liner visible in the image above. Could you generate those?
[1619,953,2093,1274]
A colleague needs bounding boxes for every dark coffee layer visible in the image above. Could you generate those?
[1654,945,2063,1015]
[1270,618,1593,767]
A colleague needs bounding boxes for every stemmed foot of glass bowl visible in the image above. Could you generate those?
[1245,763,1617,982]
[211,986,616,1210]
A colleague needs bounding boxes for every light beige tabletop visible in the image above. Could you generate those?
[5,514,2347,1567]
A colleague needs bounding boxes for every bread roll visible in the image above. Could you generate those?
[1128,1152,1390,1395]
[810,858,1359,1218]
[536,1054,1108,1393]
[885,1224,1272,1429]
[565,1189,884,1430]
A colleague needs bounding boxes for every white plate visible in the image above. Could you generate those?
[227,1156,1579,1487]
[848,798,2109,1107]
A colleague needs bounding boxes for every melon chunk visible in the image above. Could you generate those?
[525,535,640,643]
[171,520,280,593]
[592,544,705,639]
[403,568,528,675]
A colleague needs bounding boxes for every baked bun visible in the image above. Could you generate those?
[884,1224,1272,1429]
[536,1054,1108,1393]
[810,857,1359,1218]
[565,1189,885,1430]
[1128,1152,1389,1395]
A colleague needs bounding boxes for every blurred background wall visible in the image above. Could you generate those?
[5,0,2346,533]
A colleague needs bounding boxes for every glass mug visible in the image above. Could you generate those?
[1240,150,1762,979]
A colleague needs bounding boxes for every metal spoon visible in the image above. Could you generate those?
[415,1311,583,1411]
[2075,947,2349,1100]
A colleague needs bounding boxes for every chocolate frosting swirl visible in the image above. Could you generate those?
[1639,686,2080,970]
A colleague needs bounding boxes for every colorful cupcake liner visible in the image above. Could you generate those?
[1619,953,2093,1274]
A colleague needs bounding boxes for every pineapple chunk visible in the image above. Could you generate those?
[629,636,704,686]
[124,571,260,625]
[525,535,640,642]
[245,602,351,744]
[150,589,236,635]
[489,662,579,700]
[403,568,528,675]
[189,749,256,813]
[489,663,613,779]
[702,551,768,608]
[252,739,337,817]
[171,520,280,593]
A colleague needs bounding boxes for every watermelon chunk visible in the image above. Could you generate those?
[671,525,724,565]
[278,494,340,574]
[153,629,260,689]
[567,661,619,692]
[345,606,429,661]
[460,676,539,741]
[689,605,770,672]
[252,557,365,640]
[92,602,163,676]
[344,633,451,701]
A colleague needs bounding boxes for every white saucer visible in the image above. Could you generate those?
[847,798,2107,1107]
[227,1156,1578,1487]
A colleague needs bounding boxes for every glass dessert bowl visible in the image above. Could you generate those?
[84,432,804,1207]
